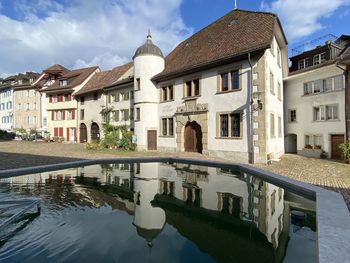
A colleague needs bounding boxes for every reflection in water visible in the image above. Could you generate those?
[0,162,317,263]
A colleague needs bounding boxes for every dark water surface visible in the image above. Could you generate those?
[0,162,317,263]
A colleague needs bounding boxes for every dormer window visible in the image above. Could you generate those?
[313,52,326,65]
[298,59,310,70]
[18,79,23,85]
[59,80,67,86]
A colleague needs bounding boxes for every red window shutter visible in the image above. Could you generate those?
[74,128,77,142]
[59,128,63,137]
[62,110,65,120]
[58,94,62,102]
[51,111,55,120]
[54,127,58,137]
[68,94,72,101]
[72,110,75,120]
[49,95,53,103]
[67,128,70,141]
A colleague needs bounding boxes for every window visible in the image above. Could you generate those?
[185,81,192,97]
[136,78,141,91]
[184,79,200,98]
[220,114,229,137]
[314,52,326,65]
[326,105,338,120]
[278,116,282,137]
[314,105,338,121]
[34,102,37,110]
[277,81,282,100]
[80,96,85,105]
[161,85,174,102]
[130,91,134,99]
[33,116,37,125]
[231,113,241,137]
[121,109,129,121]
[121,91,129,101]
[218,112,242,138]
[93,93,98,100]
[221,73,229,91]
[270,71,274,94]
[333,75,343,90]
[277,47,281,67]
[161,117,174,136]
[270,113,275,138]
[80,109,84,120]
[219,70,239,92]
[314,135,323,149]
[289,110,296,122]
[136,108,140,121]
[18,103,21,110]
[305,135,311,147]
[313,80,322,93]
[298,59,310,70]
[7,101,12,110]
[59,80,67,86]
[304,82,312,95]
[304,75,343,95]
[162,118,167,136]
[114,110,119,122]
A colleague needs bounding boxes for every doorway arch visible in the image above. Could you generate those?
[91,122,100,141]
[184,121,203,153]
[285,134,297,153]
[79,123,87,143]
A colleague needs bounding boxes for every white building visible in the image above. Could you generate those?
[0,85,14,132]
[133,9,288,163]
[284,35,350,159]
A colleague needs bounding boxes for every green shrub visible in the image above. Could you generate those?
[339,140,350,164]
[85,141,101,150]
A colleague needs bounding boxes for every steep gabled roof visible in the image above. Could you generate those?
[74,62,133,96]
[153,9,285,81]
[43,66,98,92]
[43,64,69,74]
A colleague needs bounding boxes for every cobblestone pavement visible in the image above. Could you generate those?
[1,141,349,210]
[256,154,350,211]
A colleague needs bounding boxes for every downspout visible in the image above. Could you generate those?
[336,62,349,141]
[248,53,254,164]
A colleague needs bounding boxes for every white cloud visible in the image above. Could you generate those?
[260,0,350,42]
[0,0,192,76]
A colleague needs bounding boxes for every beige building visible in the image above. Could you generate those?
[13,86,41,131]
[74,63,133,142]
[40,65,99,142]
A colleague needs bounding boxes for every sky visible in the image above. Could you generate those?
[0,0,349,77]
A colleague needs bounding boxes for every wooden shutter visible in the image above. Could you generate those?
[59,128,63,137]
[51,111,55,120]
[68,94,72,101]
[67,128,70,141]
[62,110,65,120]
[54,127,58,137]
[49,95,53,103]
[72,110,75,120]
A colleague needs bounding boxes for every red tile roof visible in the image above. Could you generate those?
[153,9,285,81]
[43,66,99,92]
[74,62,133,96]
[43,64,69,74]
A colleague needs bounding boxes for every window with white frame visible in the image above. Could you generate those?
[303,75,343,95]
[298,59,310,70]
[314,105,338,121]
[161,117,174,137]
[313,52,326,65]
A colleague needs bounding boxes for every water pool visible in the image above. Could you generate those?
[0,162,317,263]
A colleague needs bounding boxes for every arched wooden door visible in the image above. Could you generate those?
[184,121,203,153]
[79,123,87,143]
[91,123,100,141]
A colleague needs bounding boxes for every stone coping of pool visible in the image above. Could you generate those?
[0,157,349,263]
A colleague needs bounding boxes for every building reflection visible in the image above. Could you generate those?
[3,162,316,262]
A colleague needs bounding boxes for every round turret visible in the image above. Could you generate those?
[133,31,164,59]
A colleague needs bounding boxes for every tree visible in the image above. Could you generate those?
[339,140,350,164]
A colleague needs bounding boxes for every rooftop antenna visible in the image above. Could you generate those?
[147,28,152,40]
[234,0,237,10]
